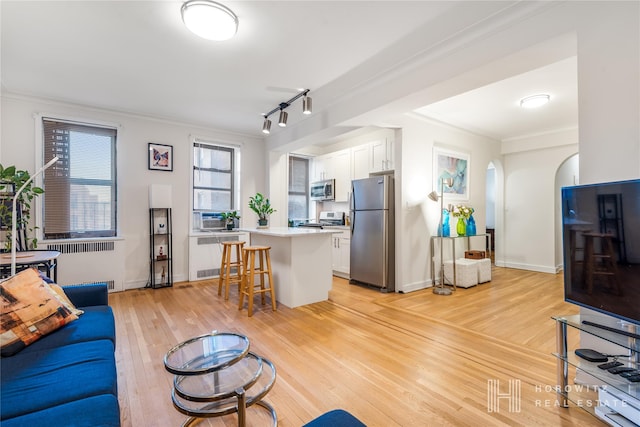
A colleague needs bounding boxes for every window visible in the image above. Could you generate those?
[288,155,309,220]
[42,118,117,239]
[193,142,236,211]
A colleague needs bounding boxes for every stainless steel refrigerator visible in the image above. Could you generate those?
[349,175,395,292]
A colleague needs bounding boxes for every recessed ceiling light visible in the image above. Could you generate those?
[181,0,238,41]
[520,94,550,108]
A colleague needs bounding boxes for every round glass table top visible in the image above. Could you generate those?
[164,332,250,376]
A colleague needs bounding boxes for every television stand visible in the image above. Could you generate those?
[553,315,640,426]
[581,320,640,340]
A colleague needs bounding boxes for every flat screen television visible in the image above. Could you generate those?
[561,179,640,326]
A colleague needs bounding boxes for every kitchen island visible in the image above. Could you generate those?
[241,227,340,308]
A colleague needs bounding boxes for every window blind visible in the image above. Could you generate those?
[42,118,117,239]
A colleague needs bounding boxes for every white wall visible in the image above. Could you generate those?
[395,114,500,293]
[0,94,265,289]
[500,129,578,273]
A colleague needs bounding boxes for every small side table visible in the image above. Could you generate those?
[164,332,277,427]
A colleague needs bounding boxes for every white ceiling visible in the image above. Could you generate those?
[1,1,577,142]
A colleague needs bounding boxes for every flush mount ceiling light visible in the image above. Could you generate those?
[181,0,238,41]
[261,89,312,134]
[520,94,550,108]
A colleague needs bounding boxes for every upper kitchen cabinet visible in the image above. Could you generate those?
[351,143,371,181]
[332,149,351,202]
[312,149,351,202]
[371,139,394,173]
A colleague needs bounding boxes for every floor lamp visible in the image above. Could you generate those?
[428,177,453,295]
[10,156,59,276]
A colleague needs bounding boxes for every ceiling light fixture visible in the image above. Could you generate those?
[261,89,312,133]
[278,109,288,127]
[520,94,550,108]
[302,94,312,115]
[181,0,238,41]
[262,118,272,134]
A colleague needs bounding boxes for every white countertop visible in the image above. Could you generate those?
[189,230,248,237]
[240,227,341,237]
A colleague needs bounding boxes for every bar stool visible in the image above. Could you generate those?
[238,246,276,316]
[218,241,245,300]
[582,232,621,296]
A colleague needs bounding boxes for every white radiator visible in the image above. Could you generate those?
[189,233,249,281]
[45,240,125,292]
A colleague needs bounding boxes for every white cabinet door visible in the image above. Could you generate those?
[331,149,351,202]
[371,139,394,173]
[312,154,330,181]
[332,230,351,277]
[351,144,371,181]
[338,235,351,274]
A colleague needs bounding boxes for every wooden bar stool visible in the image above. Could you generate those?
[217,241,245,300]
[238,245,276,316]
[582,232,621,296]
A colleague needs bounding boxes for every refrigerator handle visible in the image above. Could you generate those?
[349,211,354,237]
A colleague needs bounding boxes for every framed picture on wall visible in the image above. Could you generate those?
[433,146,470,200]
[148,143,173,172]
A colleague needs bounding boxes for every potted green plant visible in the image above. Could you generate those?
[0,164,45,251]
[220,210,240,230]
[248,193,275,227]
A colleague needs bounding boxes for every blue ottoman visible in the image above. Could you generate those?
[303,409,366,427]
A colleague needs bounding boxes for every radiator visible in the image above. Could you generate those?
[189,233,249,281]
[45,240,125,292]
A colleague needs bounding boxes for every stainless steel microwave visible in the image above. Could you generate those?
[310,179,335,201]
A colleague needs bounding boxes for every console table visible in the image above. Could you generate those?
[0,250,61,282]
[552,315,639,424]
[164,332,277,427]
[430,234,491,287]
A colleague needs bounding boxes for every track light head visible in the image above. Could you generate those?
[302,95,312,115]
[262,118,271,134]
[278,110,288,127]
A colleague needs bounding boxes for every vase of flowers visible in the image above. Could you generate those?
[451,204,474,237]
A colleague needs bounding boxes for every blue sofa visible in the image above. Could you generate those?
[1,283,120,427]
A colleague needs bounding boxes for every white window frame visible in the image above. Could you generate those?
[189,135,242,231]
[34,113,122,243]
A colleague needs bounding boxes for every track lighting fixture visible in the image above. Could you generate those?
[261,89,312,133]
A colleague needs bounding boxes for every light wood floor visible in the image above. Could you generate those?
[109,266,606,426]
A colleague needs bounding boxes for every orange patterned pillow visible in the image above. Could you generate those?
[1,268,78,356]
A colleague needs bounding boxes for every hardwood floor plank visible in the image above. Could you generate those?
[109,266,605,426]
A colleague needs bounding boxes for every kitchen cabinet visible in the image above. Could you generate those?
[371,139,394,173]
[331,229,351,278]
[312,154,330,181]
[351,144,371,181]
[332,149,351,202]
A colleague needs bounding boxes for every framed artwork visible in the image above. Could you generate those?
[433,146,469,200]
[148,143,173,172]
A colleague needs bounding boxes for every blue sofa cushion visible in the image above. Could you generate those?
[62,283,109,307]
[0,340,118,420]
[303,409,367,427]
[18,306,116,355]
[1,394,120,427]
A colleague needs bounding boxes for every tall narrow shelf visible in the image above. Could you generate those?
[149,208,173,288]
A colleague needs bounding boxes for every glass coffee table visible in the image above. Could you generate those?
[164,332,277,426]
